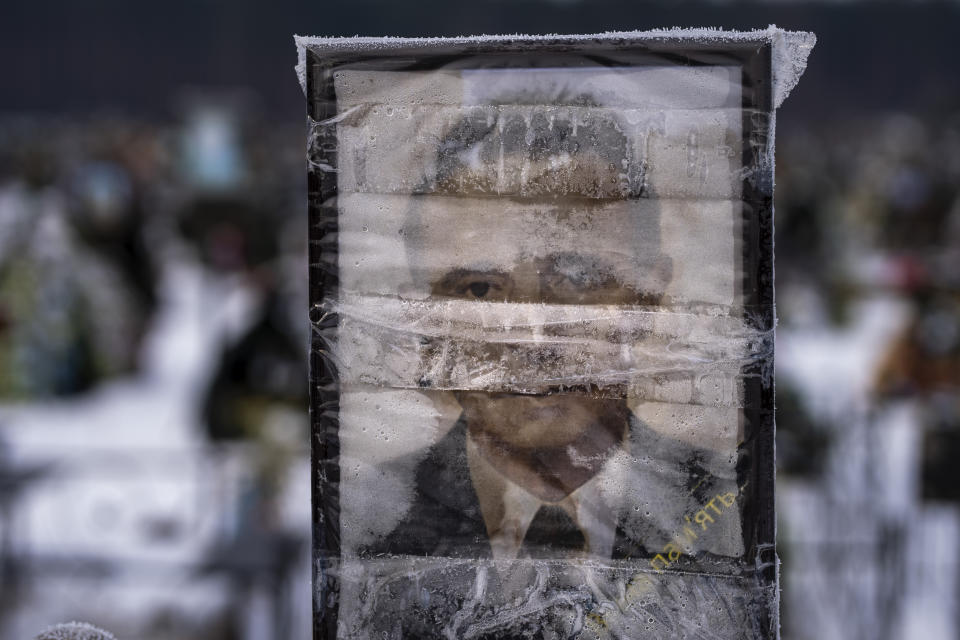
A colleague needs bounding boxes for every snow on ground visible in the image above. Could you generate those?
[0,258,311,640]
[778,292,960,640]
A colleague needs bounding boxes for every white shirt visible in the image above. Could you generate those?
[465,432,625,560]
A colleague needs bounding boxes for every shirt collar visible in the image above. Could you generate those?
[465,431,624,560]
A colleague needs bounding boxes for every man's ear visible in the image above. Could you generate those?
[652,254,673,296]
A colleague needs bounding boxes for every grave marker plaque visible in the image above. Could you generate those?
[299,29,814,639]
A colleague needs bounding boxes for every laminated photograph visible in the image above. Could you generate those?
[298,28,814,639]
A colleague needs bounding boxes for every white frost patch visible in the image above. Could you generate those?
[295,27,815,110]
[339,387,462,551]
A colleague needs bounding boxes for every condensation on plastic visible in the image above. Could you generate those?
[323,295,771,403]
[301,29,813,640]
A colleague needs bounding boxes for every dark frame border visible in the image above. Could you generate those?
[306,37,775,640]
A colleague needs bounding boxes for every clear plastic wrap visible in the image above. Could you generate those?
[299,28,813,640]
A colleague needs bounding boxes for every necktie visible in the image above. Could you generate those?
[521,504,586,558]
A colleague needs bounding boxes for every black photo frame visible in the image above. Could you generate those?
[304,33,777,640]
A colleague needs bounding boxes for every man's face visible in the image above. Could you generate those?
[397,99,672,498]
[417,192,669,496]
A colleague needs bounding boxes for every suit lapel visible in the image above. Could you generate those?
[376,416,491,558]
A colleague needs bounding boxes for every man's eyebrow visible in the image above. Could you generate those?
[548,253,618,278]
[433,267,510,287]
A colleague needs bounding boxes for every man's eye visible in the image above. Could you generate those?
[431,270,511,300]
[458,277,506,299]
[468,281,490,298]
[563,271,587,287]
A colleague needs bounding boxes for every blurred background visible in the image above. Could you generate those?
[0,1,958,639]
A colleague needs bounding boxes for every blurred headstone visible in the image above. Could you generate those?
[34,622,116,640]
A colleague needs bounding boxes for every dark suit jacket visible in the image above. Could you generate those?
[362,413,738,562]
[337,414,767,639]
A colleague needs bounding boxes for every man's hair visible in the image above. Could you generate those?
[425,90,647,200]
[400,82,669,299]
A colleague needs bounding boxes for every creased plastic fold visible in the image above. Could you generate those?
[317,295,771,405]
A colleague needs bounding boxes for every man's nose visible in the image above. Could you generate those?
[507,258,549,301]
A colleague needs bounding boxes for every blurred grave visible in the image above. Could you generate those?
[0,98,310,640]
